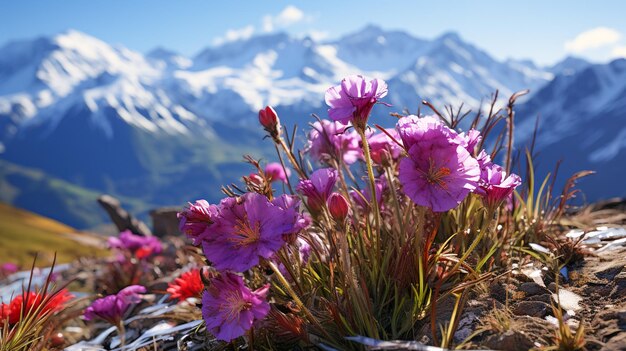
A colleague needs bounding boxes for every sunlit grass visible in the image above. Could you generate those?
[0,203,107,266]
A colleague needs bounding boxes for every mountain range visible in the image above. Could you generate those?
[0,25,621,228]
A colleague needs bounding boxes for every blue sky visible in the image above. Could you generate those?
[2,0,626,65]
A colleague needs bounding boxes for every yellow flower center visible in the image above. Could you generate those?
[231,215,261,247]
[220,291,252,322]
[422,157,451,190]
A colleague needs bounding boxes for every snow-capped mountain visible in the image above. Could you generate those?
[516,59,626,200]
[0,25,608,227]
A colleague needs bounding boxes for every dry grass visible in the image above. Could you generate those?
[0,203,107,266]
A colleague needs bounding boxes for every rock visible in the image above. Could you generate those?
[618,311,626,326]
[601,332,626,351]
[484,330,535,351]
[552,289,583,312]
[548,282,557,293]
[527,293,553,304]
[519,282,549,296]
[594,261,624,281]
[97,195,152,236]
[490,282,507,303]
[150,207,181,238]
[513,301,550,318]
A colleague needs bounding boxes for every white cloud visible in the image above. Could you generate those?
[612,45,626,58]
[565,27,622,53]
[307,30,330,41]
[262,5,306,32]
[213,25,255,45]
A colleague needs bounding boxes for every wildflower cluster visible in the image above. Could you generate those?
[178,75,523,347]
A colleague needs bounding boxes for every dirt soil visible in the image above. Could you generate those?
[458,247,626,351]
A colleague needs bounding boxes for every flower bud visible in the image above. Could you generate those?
[328,192,350,222]
[259,106,280,136]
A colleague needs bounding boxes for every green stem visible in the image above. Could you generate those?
[357,128,381,236]
[278,138,306,179]
[267,261,330,339]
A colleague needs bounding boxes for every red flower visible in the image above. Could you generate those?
[3,289,73,326]
[0,303,10,328]
[167,269,204,303]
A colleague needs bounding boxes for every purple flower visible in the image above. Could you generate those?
[202,272,270,342]
[350,177,386,211]
[396,116,480,212]
[476,162,522,210]
[265,162,291,183]
[202,193,300,272]
[275,237,312,279]
[297,168,338,213]
[365,129,403,165]
[461,129,482,154]
[325,75,387,127]
[271,194,311,235]
[396,115,463,150]
[107,231,162,259]
[84,285,146,325]
[178,200,220,245]
[476,149,492,167]
[305,120,362,165]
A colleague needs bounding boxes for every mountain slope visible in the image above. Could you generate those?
[516,59,626,200]
[0,202,107,266]
[0,27,562,226]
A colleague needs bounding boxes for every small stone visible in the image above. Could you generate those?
[548,282,557,293]
[484,330,535,351]
[594,262,624,281]
[519,282,548,296]
[528,293,553,304]
[618,311,626,325]
[490,282,507,303]
[601,332,626,351]
[552,289,583,312]
[513,301,550,318]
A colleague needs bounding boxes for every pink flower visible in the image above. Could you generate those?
[297,168,338,213]
[265,162,291,183]
[325,75,388,127]
[305,120,362,165]
[107,231,162,259]
[201,193,301,272]
[0,263,18,276]
[476,162,522,210]
[84,285,146,325]
[365,129,403,164]
[461,129,482,154]
[178,200,219,245]
[202,272,270,342]
[396,116,480,212]
[396,115,462,149]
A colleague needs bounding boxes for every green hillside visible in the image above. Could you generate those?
[0,159,152,228]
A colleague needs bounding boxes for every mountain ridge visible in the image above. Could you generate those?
[0,26,612,228]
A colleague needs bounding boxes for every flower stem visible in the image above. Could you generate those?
[357,128,381,234]
[267,261,330,339]
[117,321,126,349]
[278,138,307,179]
